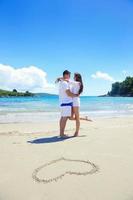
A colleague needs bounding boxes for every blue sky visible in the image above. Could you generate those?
[0,0,133,95]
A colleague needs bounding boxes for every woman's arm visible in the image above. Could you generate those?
[55,77,69,83]
[55,77,63,83]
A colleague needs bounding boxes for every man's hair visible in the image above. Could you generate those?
[63,70,71,76]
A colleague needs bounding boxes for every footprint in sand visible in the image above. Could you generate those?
[32,157,99,184]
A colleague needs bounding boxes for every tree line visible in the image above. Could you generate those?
[108,76,133,97]
[0,89,34,97]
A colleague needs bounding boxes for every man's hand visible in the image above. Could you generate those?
[66,90,79,97]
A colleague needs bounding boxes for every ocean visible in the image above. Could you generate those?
[0,95,133,123]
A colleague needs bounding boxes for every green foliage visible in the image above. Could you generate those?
[0,89,34,97]
[12,89,17,92]
[108,76,133,97]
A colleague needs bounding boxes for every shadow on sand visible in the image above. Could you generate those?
[28,135,86,144]
[28,136,74,144]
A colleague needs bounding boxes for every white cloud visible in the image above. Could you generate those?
[91,71,115,82]
[0,64,55,93]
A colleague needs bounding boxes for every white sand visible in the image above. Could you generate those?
[0,117,133,200]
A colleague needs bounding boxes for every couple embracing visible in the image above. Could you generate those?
[57,70,90,138]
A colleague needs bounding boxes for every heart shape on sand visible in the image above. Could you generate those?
[32,157,99,184]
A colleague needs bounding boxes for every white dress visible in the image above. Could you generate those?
[70,81,80,107]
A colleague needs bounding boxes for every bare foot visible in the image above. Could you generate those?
[74,132,79,137]
[60,134,69,138]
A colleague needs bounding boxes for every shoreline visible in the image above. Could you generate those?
[0,111,133,124]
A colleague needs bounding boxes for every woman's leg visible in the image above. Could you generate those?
[69,110,92,122]
[69,107,76,120]
[73,107,80,137]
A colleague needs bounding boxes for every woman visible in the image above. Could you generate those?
[56,73,92,137]
[69,73,83,136]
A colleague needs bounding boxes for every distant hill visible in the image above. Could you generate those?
[0,89,58,97]
[0,89,34,97]
[35,93,58,97]
[99,76,133,97]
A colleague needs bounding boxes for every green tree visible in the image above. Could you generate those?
[12,89,17,93]
[109,76,133,97]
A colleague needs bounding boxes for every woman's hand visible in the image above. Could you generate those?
[55,77,70,83]
[55,77,63,83]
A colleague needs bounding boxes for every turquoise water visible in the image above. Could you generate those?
[0,96,133,122]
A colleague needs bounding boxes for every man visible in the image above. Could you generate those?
[59,70,78,137]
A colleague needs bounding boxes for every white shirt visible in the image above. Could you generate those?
[59,80,73,104]
[70,81,80,107]
[70,81,80,94]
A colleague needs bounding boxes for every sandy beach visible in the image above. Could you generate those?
[0,117,133,200]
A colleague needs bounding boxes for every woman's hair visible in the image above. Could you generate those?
[74,73,84,95]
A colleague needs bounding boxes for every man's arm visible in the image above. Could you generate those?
[66,89,79,97]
